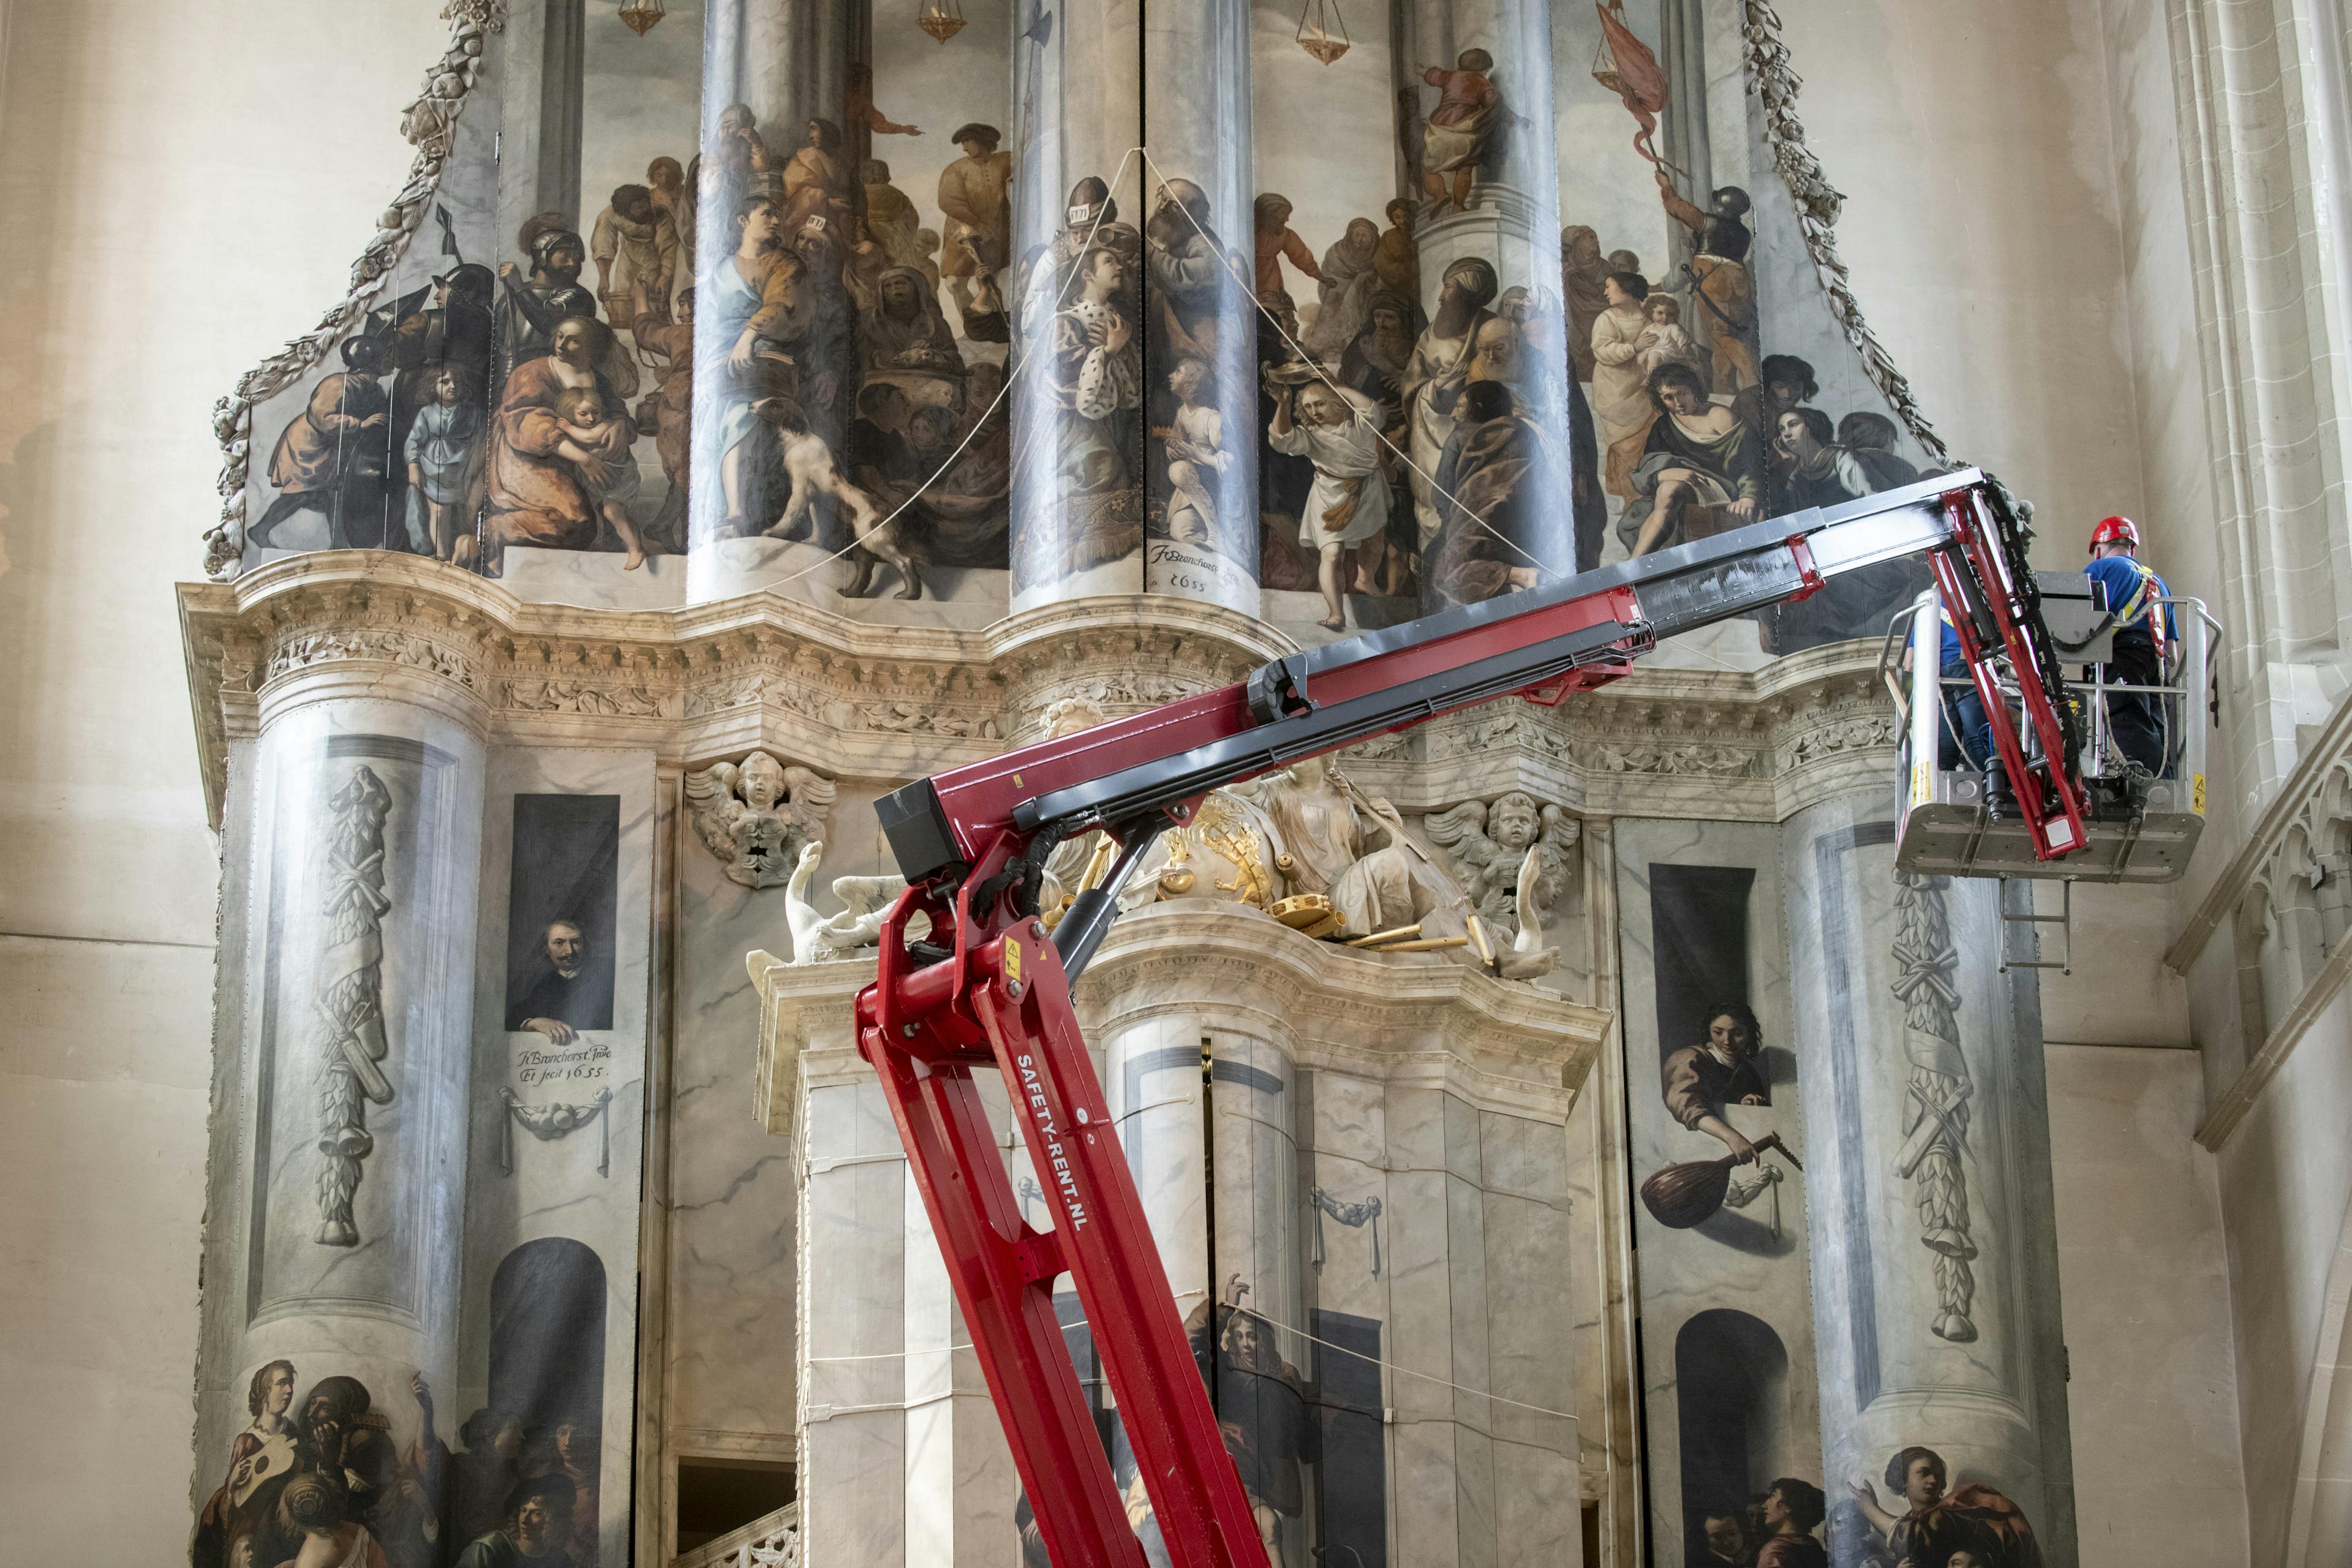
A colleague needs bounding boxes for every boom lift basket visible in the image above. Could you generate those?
[1882,584,2217,883]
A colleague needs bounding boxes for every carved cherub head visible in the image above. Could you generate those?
[1041,696,1107,740]
[1489,791,1540,853]
[684,752,838,891]
[738,750,788,811]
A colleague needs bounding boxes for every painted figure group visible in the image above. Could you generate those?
[698,107,1016,598]
[1692,1449,2043,1568]
[249,29,1926,647]
[252,83,1020,597]
[192,1365,600,1568]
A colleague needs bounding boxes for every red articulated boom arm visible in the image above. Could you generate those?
[850,470,2081,1567]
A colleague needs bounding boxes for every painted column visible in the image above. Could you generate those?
[688,0,863,597]
[200,660,488,1567]
[498,0,588,227]
[1008,1,1148,609]
[1140,0,1261,611]
[1400,0,1574,610]
[1093,948,1309,1566]
[1784,801,2079,1567]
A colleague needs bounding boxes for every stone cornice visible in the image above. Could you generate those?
[178,553,1902,829]
[176,554,1288,827]
[1072,901,1610,1109]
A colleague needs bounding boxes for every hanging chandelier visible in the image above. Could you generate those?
[1296,0,1350,64]
[918,0,967,43]
[617,0,664,36]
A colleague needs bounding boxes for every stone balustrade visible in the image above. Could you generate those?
[2167,690,2352,1147]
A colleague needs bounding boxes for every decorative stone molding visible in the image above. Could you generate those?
[1073,902,1609,1104]
[750,900,1614,1142]
[747,950,860,1141]
[178,556,1280,828]
[182,556,1908,833]
[203,1,506,579]
[2175,687,2352,1148]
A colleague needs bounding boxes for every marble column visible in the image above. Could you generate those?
[688,0,864,595]
[1140,0,1261,612]
[211,662,487,1548]
[1783,800,2079,1566]
[1008,0,1148,610]
[1400,0,1574,610]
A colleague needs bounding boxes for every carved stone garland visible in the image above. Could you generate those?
[1889,870,1977,1341]
[314,764,396,1246]
[204,1,507,579]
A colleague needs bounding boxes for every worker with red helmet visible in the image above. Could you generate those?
[2084,514,2176,788]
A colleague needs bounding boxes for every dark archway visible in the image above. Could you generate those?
[1674,1308,1790,1567]
[489,1237,608,1449]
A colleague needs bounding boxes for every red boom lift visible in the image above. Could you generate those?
[853,470,2081,1567]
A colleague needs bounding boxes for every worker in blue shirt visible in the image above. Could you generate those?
[1934,606,2007,810]
[2084,514,2176,783]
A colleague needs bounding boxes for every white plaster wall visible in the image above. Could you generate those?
[2214,990,2352,1562]
[0,1,447,1559]
[2038,879,2193,1050]
[1774,0,2147,568]
[2045,1044,2248,1565]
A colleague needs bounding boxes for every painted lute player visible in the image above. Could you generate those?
[1660,1000,1771,1164]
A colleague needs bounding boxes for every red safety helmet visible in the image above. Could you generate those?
[2088,514,2141,554]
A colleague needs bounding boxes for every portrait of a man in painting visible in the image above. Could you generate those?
[454,1474,578,1568]
[503,794,620,1039]
[508,920,609,1042]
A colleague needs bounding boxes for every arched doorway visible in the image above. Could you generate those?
[1674,1308,1791,1565]
[489,1237,608,1456]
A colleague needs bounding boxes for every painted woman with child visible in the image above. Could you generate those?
[484,315,658,570]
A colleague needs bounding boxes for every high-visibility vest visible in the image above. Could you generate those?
[2111,559,2168,657]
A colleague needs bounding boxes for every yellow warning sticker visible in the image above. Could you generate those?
[1911,760,1930,808]
[2193,772,2207,815]
[1003,937,1022,982]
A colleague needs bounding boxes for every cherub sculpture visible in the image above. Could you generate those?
[684,750,837,889]
[1422,791,1579,944]
[783,839,914,963]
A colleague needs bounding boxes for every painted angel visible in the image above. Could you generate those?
[684,750,837,889]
